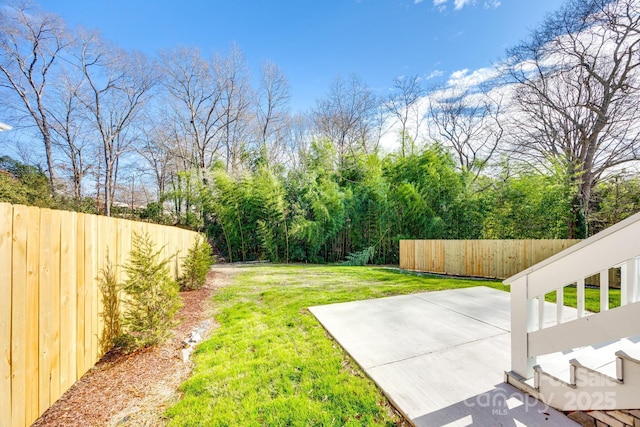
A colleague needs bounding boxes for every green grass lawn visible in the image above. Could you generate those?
[165,264,620,426]
[545,286,621,312]
[165,265,505,426]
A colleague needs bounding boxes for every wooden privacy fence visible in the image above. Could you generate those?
[0,203,201,427]
[400,239,581,279]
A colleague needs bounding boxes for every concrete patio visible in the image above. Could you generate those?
[309,286,578,427]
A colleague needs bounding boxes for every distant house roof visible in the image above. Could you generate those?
[0,122,12,132]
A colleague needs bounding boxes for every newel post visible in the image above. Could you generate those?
[510,276,536,378]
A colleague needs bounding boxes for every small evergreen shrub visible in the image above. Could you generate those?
[98,253,121,355]
[120,232,182,351]
[342,246,375,266]
[179,235,215,290]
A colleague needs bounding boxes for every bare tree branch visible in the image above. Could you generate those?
[505,0,640,236]
[0,2,72,192]
[428,84,503,181]
[74,30,156,216]
[312,74,381,168]
[385,75,425,157]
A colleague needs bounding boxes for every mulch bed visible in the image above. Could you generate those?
[32,271,220,427]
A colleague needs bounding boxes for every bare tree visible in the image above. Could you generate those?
[312,74,380,167]
[506,0,640,237]
[255,60,290,167]
[137,118,178,199]
[159,46,225,172]
[282,113,313,171]
[217,43,254,173]
[0,2,71,192]
[75,30,156,216]
[428,85,503,180]
[49,69,91,201]
[385,75,425,157]
[159,44,256,176]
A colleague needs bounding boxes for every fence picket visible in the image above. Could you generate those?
[11,205,28,427]
[400,239,581,279]
[0,203,200,427]
[38,209,52,415]
[84,214,98,368]
[48,210,61,405]
[58,212,74,394]
[0,203,12,427]
[25,207,40,425]
[75,213,86,378]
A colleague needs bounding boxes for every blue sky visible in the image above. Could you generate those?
[37,0,563,112]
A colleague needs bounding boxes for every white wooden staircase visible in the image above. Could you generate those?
[504,212,640,414]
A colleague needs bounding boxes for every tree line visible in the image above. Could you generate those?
[2,0,640,264]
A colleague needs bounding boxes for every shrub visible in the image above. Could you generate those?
[342,246,375,266]
[98,252,121,355]
[179,235,215,290]
[120,232,182,351]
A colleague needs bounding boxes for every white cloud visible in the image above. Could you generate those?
[449,68,469,80]
[447,67,499,89]
[434,0,499,12]
[380,64,511,153]
[425,70,444,79]
[484,0,501,8]
[415,0,425,3]
[454,0,475,10]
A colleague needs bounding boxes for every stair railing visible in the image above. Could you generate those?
[506,212,640,379]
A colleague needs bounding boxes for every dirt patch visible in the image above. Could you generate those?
[32,269,227,427]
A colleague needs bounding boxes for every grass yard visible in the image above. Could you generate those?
[165,264,620,426]
[165,265,505,426]
[545,285,621,312]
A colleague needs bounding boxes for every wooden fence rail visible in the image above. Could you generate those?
[400,239,581,279]
[0,203,201,427]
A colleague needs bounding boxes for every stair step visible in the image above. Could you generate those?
[509,336,640,412]
[536,336,640,384]
[504,370,541,399]
[617,343,640,361]
[569,358,621,387]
